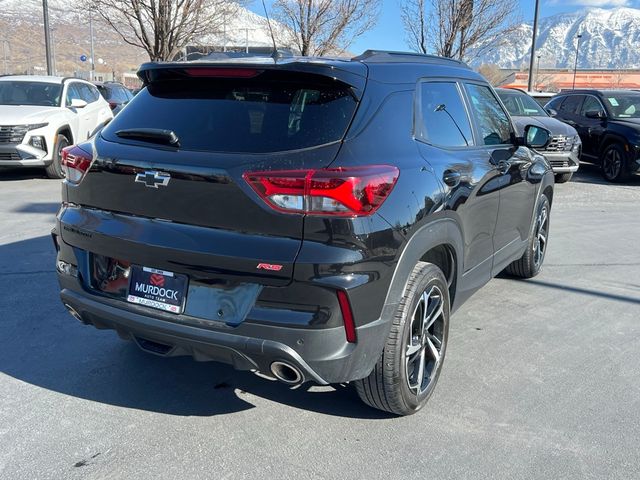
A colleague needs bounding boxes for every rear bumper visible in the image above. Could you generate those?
[58,281,390,385]
[54,202,400,384]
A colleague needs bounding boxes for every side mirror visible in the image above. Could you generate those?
[523,124,551,149]
[545,108,558,117]
[69,98,87,109]
[585,110,605,119]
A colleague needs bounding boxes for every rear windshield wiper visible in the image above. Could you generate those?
[115,128,180,147]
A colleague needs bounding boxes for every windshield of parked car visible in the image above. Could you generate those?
[602,94,640,119]
[497,90,547,117]
[0,81,62,107]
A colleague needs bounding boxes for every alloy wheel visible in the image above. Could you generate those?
[533,205,548,268]
[603,148,622,180]
[405,285,445,396]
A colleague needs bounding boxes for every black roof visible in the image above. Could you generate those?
[353,50,469,68]
[137,50,481,87]
[557,89,640,96]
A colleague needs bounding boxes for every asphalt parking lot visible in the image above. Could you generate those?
[0,166,639,480]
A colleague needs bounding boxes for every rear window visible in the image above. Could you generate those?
[102,71,358,153]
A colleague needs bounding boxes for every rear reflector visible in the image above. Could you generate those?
[61,144,93,184]
[243,165,399,217]
[184,68,261,78]
[337,290,357,343]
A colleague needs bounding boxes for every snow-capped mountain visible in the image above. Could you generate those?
[474,7,640,69]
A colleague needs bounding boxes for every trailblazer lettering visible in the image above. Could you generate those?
[134,282,179,300]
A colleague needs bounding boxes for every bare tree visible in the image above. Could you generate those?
[86,0,242,61]
[272,0,381,56]
[401,0,519,62]
[400,0,428,54]
[476,63,505,86]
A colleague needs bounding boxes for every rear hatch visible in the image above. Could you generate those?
[62,61,366,286]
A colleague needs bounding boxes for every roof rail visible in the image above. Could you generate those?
[200,50,295,62]
[352,50,469,68]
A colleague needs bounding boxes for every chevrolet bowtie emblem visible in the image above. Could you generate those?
[135,171,171,188]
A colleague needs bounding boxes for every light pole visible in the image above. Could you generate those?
[42,0,54,75]
[50,27,57,76]
[0,39,8,74]
[527,0,540,91]
[89,14,95,81]
[535,55,541,90]
[572,34,582,90]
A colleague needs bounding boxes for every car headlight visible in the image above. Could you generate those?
[26,123,49,131]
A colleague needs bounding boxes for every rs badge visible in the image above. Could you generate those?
[256,263,283,271]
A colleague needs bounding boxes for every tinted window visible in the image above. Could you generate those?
[465,84,512,145]
[66,83,83,105]
[96,85,109,99]
[602,93,640,119]
[114,86,130,102]
[102,71,357,153]
[559,95,583,114]
[497,91,546,117]
[418,82,473,147]
[580,96,604,116]
[545,96,564,111]
[0,81,62,107]
[78,83,98,103]
[88,84,101,102]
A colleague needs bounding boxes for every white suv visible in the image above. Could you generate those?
[0,75,113,178]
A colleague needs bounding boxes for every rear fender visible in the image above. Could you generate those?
[382,218,464,321]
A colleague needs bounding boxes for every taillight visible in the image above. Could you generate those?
[243,165,399,216]
[337,290,357,343]
[108,101,118,110]
[61,144,93,184]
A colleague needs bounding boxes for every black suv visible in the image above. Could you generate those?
[54,51,554,415]
[546,89,640,182]
[497,88,581,183]
[94,81,134,114]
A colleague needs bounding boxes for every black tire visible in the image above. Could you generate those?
[354,261,450,416]
[505,194,550,279]
[45,134,69,179]
[554,172,573,184]
[601,143,631,183]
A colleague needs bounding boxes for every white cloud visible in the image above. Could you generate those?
[564,0,630,6]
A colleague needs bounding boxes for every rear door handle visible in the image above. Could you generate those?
[443,169,462,187]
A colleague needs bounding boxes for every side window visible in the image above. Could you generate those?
[78,84,94,103]
[65,83,83,106]
[465,83,512,146]
[116,87,130,102]
[418,81,473,147]
[88,84,101,102]
[580,96,604,116]
[96,85,108,100]
[545,96,564,111]
[559,95,583,115]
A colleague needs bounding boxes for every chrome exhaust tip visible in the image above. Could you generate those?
[270,361,303,385]
[63,303,85,324]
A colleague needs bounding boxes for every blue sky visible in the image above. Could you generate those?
[249,0,639,54]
